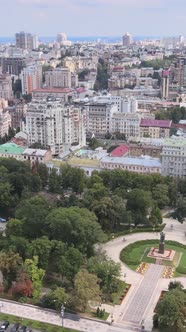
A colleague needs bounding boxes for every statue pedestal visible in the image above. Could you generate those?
[159,243,164,254]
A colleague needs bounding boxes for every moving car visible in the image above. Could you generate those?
[0,322,9,332]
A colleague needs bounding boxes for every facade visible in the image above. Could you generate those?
[1,57,29,76]
[0,143,25,160]
[15,32,38,50]
[7,100,27,129]
[21,65,42,95]
[111,113,141,139]
[85,102,118,138]
[0,74,13,100]
[122,97,138,113]
[140,119,172,138]
[161,138,186,177]
[0,109,11,136]
[24,100,86,155]
[100,155,161,174]
[45,68,78,89]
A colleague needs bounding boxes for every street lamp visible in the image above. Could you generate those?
[61,303,65,328]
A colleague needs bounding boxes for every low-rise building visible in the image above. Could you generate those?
[100,155,161,174]
[140,119,172,138]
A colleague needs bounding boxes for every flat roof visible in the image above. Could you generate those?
[22,148,48,157]
[32,88,74,93]
[101,156,161,168]
[163,138,186,147]
[0,143,25,155]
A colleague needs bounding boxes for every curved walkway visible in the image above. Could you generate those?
[102,218,186,331]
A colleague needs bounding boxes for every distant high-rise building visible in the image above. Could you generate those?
[176,57,186,88]
[161,70,170,99]
[122,33,133,47]
[56,32,67,44]
[0,74,13,100]
[15,32,38,50]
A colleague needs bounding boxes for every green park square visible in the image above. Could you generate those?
[120,240,186,276]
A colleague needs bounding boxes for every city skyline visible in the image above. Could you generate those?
[0,0,186,37]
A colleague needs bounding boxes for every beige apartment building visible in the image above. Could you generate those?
[111,113,141,139]
[140,119,172,139]
[45,67,78,89]
[21,64,42,95]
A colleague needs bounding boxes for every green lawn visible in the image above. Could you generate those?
[90,311,110,321]
[0,312,78,332]
[120,240,186,276]
[111,280,130,305]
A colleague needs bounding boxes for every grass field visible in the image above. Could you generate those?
[0,312,77,332]
[120,240,186,276]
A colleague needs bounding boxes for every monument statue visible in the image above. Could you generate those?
[159,232,165,254]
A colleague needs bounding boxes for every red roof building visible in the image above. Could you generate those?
[140,119,172,128]
[111,144,129,157]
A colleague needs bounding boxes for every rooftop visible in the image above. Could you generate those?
[140,119,172,128]
[163,138,186,147]
[32,88,74,93]
[111,144,129,157]
[22,148,48,157]
[101,155,161,168]
[0,143,26,155]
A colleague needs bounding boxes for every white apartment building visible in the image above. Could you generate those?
[111,113,141,139]
[122,97,138,113]
[161,138,186,177]
[21,64,42,95]
[85,102,118,137]
[24,100,86,155]
[0,74,13,100]
[45,67,78,89]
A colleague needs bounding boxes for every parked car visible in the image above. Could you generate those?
[0,218,6,223]
[10,323,20,332]
[19,326,27,332]
[0,321,9,331]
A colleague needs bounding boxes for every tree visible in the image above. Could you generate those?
[11,271,33,298]
[15,195,50,238]
[36,163,48,188]
[126,189,152,226]
[155,289,186,332]
[61,165,86,193]
[74,269,101,312]
[168,281,184,291]
[45,207,106,255]
[149,207,162,226]
[48,169,61,193]
[152,184,169,208]
[28,237,52,269]
[0,251,22,288]
[87,255,121,292]
[0,182,13,215]
[173,197,186,223]
[41,287,69,310]
[6,219,23,238]
[24,256,45,301]
[84,183,108,204]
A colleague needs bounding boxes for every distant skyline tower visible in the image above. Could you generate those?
[122,32,133,47]
[56,32,67,44]
[161,70,170,99]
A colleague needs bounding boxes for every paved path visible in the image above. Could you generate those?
[122,264,164,326]
[102,218,186,331]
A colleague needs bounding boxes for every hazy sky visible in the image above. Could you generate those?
[1,0,186,37]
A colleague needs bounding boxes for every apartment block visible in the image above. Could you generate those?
[1,57,29,76]
[161,138,186,177]
[45,67,78,89]
[24,99,86,155]
[140,119,172,139]
[85,102,118,138]
[15,32,38,50]
[21,64,42,95]
[111,113,141,139]
[0,74,13,100]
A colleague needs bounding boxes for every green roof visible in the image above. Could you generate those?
[0,143,26,155]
